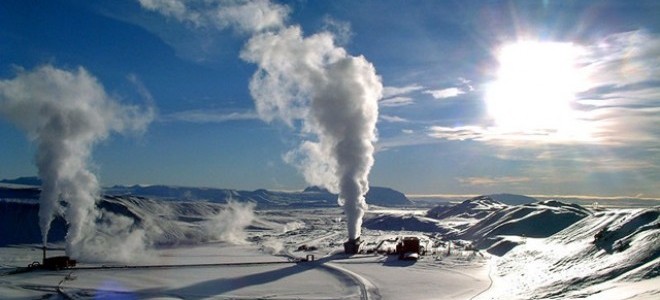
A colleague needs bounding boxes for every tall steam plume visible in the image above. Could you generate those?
[0,65,153,258]
[241,28,381,240]
[139,0,382,240]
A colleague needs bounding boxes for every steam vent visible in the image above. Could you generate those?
[343,237,363,254]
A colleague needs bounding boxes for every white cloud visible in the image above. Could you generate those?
[458,77,474,91]
[138,0,195,25]
[427,126,490,142]
[138,0,289,33]
[379,96,414,107]
[427,125,604,144]
[583,30,660,88]
[457,176,531,187]
[161,109,259,123]
[380,114,408,123]
[126,74,155,104]
[375,131,437,152]
[322,16,352,45]
[424,87,464,99]
[382,84,423,99]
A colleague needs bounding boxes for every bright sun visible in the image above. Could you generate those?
[486,41,585,135]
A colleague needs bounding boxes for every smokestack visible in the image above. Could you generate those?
[343,236,363,255]
[43,246,46,263]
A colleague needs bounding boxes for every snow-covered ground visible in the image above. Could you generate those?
[0,207,491,300]
[1,194,658,299]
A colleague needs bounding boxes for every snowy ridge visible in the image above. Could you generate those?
[480,207,659,299]
[463,200,590,243]
[362,214,452,234]
[426,195,508,220]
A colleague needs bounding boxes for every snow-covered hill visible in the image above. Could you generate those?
[363,214,452,234]
[462,200,590,250]
[426,195,508,220]
[479,207,659,299]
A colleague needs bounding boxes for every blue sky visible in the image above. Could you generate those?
[1,0,658,198]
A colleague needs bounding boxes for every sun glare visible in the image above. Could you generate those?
[486,41,586,136]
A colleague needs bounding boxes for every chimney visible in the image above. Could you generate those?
[343,236,363,254]
[42,246,46,263]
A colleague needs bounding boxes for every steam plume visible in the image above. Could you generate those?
[0,65,153,257]
[139,0,382,240]
[241,28,381,240]
[203,201,255,244]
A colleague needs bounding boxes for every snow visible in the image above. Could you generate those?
[0,243,490,299]
[473,207,659,299]
[1,190,658,299]
[1,245,358,299]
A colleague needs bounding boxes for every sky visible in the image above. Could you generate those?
[0,0,658,198]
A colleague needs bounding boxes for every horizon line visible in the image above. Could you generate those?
[406,193,660,201]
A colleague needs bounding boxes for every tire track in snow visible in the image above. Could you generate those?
[283,232,379,300]
[469,259,494,300]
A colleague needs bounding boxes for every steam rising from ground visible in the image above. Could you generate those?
[241,24,381,242]
[0,65,154,261]
[202,201,255,244]
[139,0,382,241]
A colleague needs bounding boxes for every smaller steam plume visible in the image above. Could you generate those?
[202,201,255,244]
[0,65,154,261]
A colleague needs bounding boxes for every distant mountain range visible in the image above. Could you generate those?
[0,176,413,207]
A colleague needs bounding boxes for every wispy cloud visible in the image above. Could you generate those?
[375,131,437,151]
[570,29,660,146]
[382,84,423,99]
[138,0,289,33]
[427,126,490,141]
[380,114,408,123]
[424,87,464,99]
[126,74,154,104]
[582,30,660,89]
[457,176,531,187]
[427,125,602,144]
[322,16,352,45]
[161,109,259,123]
[379,96,414,107]
[379,83,423,107]
[428,30,660,147]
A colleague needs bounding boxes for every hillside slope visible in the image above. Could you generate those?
[480,207,659,299]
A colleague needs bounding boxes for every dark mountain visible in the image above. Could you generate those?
[2,177,412,207]
[0,176,42,186]
[0,200,67,246]
[366,187,411,206]
[106,184,412,207]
